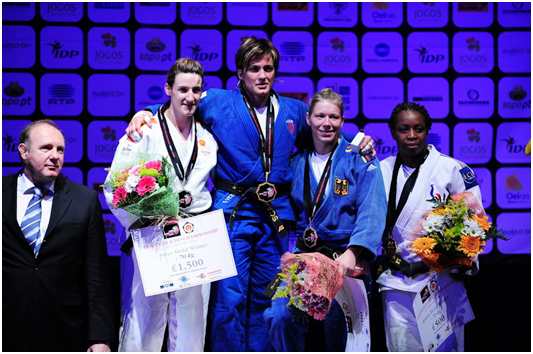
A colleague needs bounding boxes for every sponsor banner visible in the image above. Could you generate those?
[452,31,494,73]
[407,31,449,73]
[453,77,494,119]
[40,73,83,117]
[497,2,532,28]
[342,122,360,138]
[40,2,83,22]
[2,167,22,177]
[2,2,35,21]
[134,2,176,25]
[87,120,128,163]
[407,2,449,28]
[452,2,493,28]
[273,76,314,104]
[407,77,449,119]
[87,2,130,23]
[317,31,358,74]
[317,77,358,119]
[103,212,125,257]
[498,77,531,119]
[40,26,83,69]
[495,122,531,164]
[88,166,109,211]
[2,72,36,116]
[273,31,314,73]
[134,74,166,113]
[180,2,222,25]
[180,29,222,72]
[134,28,176,71]
[88,27,130,70]
[361,2,403,28]
[317,2,358,28]
[452,122,493,165]
[498,31,531,73]
[226,76,239,91]
[226,30,269,72]
[496,212,531,254]
[272,2,314,27]
[227,2,268,26]
[2,25,36,68]
[495,167,531,209]
[55,120,83,163]
[88,74,130,117]
[471,167,492,210]
[481,213,494,254]
[361,31,403,74]
[1,119,31,163]
[362,77,403,119]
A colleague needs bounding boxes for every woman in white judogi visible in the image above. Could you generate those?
[378,102,482,352]
[104,58,217,352]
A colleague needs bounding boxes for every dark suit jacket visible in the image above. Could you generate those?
[2,173,114,352]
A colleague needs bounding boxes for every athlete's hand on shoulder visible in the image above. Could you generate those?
[126,111,154,141]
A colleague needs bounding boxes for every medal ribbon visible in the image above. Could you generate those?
[242,93,275,178]
[303,145,337,226]
[158,101,198,184]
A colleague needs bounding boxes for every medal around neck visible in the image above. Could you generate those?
[303,226,318,248]
[178,190,193,209]
[256,181,277,203]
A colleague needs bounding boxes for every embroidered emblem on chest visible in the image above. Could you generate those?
[334,178,349,196]
[286,119,295,134]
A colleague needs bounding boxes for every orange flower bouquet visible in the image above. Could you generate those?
[410,191,507,272]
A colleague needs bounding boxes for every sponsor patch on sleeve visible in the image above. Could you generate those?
[460,166,478,190]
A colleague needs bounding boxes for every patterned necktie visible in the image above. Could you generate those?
[21,186,44,255]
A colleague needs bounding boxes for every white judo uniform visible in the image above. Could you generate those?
[104,113,217,352]
[378,145,482,352]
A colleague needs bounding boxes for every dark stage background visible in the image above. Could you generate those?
[2,2,531,351]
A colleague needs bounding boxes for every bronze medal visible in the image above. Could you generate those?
[303,226,318,248]
[256,181,277,203]
[178,190,193,209]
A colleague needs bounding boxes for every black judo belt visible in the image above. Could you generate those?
[380,151,430,277]
[215,179,290,238]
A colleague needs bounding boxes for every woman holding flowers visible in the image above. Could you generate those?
[104,58,217,351]
[378,102,483,352]
[263,88,387,351]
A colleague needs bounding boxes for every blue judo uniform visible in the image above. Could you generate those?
[146,88,310,351]
[263,137,387,351]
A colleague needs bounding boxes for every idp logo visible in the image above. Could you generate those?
[47,39,80,59]
[415,44,445,63]
[187,43,219,62]
[2,133,19,153]
[503,135,528,154]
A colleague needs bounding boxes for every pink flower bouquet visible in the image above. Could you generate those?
[103,152,179,221]
[272,252,344,321]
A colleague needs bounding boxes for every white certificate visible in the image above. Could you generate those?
[335,277,371,352]
[412,269,475,352]
[131,209,237,296]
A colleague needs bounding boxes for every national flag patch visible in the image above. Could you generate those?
[334,178,349,196]
[286,119,295,134]
[361,153,375,163]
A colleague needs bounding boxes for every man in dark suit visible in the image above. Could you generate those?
[2,119,114,352]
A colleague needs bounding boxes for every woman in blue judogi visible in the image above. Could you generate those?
[263,88,387,351]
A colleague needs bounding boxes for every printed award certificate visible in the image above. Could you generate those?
[412,269,475,352]
[335,277,371,352]
[131,209,237,296]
